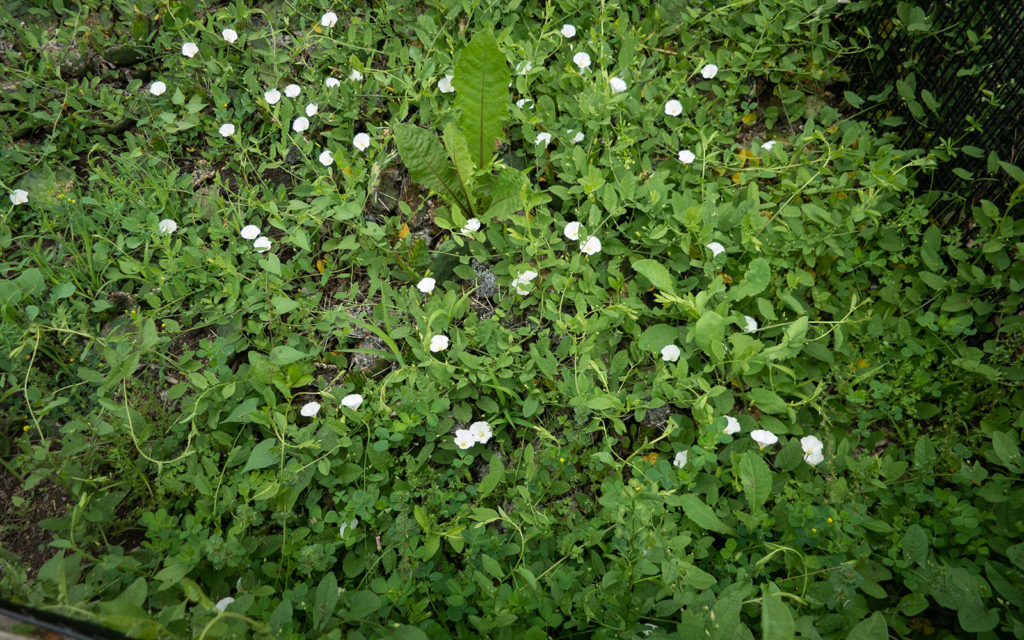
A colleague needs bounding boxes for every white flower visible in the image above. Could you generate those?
[664,99,682,116]
[743,315,758,333]
[561,24,576,38]
[751,429,779,449]
[300,401,321,417]
[723,415,741,435]
[580,236,601,255]
[801,435,824,455]
[429,334,449,352]
[609,76,627,93]
[9,189,28,205]
[181,42,199,58]
[253,236,272,253]
[511,270,538,295]
[563,221,580,241]
[305,103,318,117]
[218,123,235,137]
[341,394,364,410]
[678,149,696,164]
[215,597,234,612]
[661,344,680,362]
[454,429,475,450]
[516,98,534,109]
[438,74,454,93]
[673,450,688,469]
[573,52,591,71]
[701,63,719,79]
[804,449,825,466]
[292,116,310,133]
[149,81,167,96]
[339,518,358,537]
[761,140,777,151]
[240,225,261,240]
[705,242,725,257]
[321,11,338,28]
[158,219,177,234]
[417,277,436,293]
[535,131,552,147]
[349,69,363,81]
[264,88,281,104]
[461,218,481,233]
[325,76,340,88]
[221,28,238,43]
[353,132,371,151]
[469,421,493,444]
[516,61,533,75]
[571,131,585,144]
[318,150,334,166]
[284,84,300,98]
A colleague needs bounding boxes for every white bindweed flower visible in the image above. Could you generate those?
[664,99,682,117]
[561,24,576,38]
[341,394,363,410]
[240,225,261,240]
[9,189,28,205]
[215,597,234,612]
[292,116,310,132]
[318,150,334,166]
[678,149,696,164]
[321,11,338,28]
[305,103,318,117]
[181,42,199,58]
[469,421,493,444]
[149,81,167,96]
[743,315,758,333]
[761,140,777,151]
[609,76,627,94]
[516,61,533,75]
[705,242,725,257]
[723,415,741,435]
[253,236,272,253]
[264,88,281,104]
[353,132,371,152]
[461,218,481,233]
[580,236,601,255]
[661,344,681,362]
[751,429,779,449]
[158,219,177,234]
[218,123,235,137]
[221,28,238,43]
[535,131,552,147]
[339,518,358,537]
[325,76,340,88]
[438,74,454,93]
[801,435,824,454]
[511,270,538,295]
[805,449,825,466]
[454,429,475,450]
[673,450,688,469]
[571,130,585,144]
[563,221,580,241]
[701,63,719,79]
[573,52,591,71]
[516,98,534,109]
[300,401,321,417]
[349,69,362,81]
[417,277,436,293]
[284,84,300,98]
[429,334,449,352]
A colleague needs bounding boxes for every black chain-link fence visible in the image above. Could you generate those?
[840,0,1024,217]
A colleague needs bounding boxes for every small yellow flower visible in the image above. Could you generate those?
[827,517,834,524]
[811,528,817,533]
[559,457,565,463]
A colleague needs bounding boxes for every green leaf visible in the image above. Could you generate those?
[389,625,429,640]
[224,397,260,423]
[453,31,509,169]
[343,591,380,620]
[958,601,999,632]
[394,123,470,217]
[847,612,888,640]
[443,122,476,210]
[679,561,717,589]
[632,258,676,295]
[730,258,771,300]
[272,295,300,314]
[902,524,929,565]
[693,311,725,360]
[270,345,310,365]
[920,225,944,271]
[680,494,735,535]
[313,572,339,630]
[639,324,678,352]
[481,554,503,579]
[749,388,787,414]
[242,439,278,473]
[739,452,772,512]
[844,90,864,108]
[479,454,505,497]
[760,589,794,640]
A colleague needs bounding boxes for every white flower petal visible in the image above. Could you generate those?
[181,42,199,58]
[580,235,601,255]
[149,81,167,96]
[321,12,338,28]
[353,132,371,151]
[469,421,492,444]
[563,221,580,241]
[573,52,591,71]
[318,150,334,166]
[325,76,340,88]
[215,597,234,612]
[417,277,436,293]
[664,99,682,116]
[292,116,309,132]
[751,429,778,448]
[673,450,688,469]
[429,334,449,352]
[723,415,741,435]
[221,28,238,43]
[461,218,481,233]
[300,401,321,417]
[264,88,281,104]
[158,219,177,234]
[438,74,455,93]
[661,344,680,362]
[678,149,696,164]
[743,315,758,333]
[705,242,725,257]
[535,132,552,147]
[561,24,576,38]
[701,63,719,79]
[9,189,28,205]
[305,103,318,117]
[253,236,272,253]
[341,394,363,410]
[218,123,235,137]
[349,69,363,81]
[240,225,261,240]
[609,76,627,94]
[284,84,300,98]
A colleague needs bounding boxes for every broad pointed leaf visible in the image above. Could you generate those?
[453,32,510,169]
[394,123,471,217]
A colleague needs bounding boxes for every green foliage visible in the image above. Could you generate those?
[1,0,1023,639]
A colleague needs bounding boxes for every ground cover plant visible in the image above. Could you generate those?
[1,0,1024,638]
